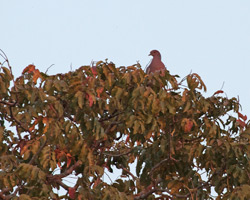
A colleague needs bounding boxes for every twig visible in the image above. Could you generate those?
[9,106,31,134]
[99,111,124,122]
[149,158,169,181]
[0,100,16,106]
[119,165,137,181]
[45,64,54,74]
[134,187,157,200]
[103,148,133,157]
[48,160,82,180]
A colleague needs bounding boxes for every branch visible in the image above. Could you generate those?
[0,100,16,106]
[134,181,190,200]
[9,106,31,135]
[3,184,23,200]
[99,111,124,122]
[53,178,70,191]
[0,188,11,200]
[134,186,157,200]
[103,148,133,157]
[47,160,82,180]
[155,188,190,198]
[119,165,137,181]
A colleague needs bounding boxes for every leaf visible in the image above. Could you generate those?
[213,90,224,95]
[238,112,247,121]
[166,101,175,114]
[115,87,123,100]
[96,87,104,98]
[87,150,94,166]
[237,119,246,128]
[69,187,76,199]
[33,69,40,83]
[88,94,93,107]
[75,91,84,109]
[22,64,35,74]
[2,67,13,80]
[91,66,98,76]
[183,101,191,112]
[19,194,32,200]
[93,177,101,188]
[66,153,73,168]
[182,118,193,133]
[42,117,52,133]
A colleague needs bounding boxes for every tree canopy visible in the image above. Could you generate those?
[0,52,250,199]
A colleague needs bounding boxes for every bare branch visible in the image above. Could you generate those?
[48,160,82,180]
[0,100,16,106]
[9,106,31,134]
[119,165,137,181]
[103,148,133,157]
[149,158,169,181]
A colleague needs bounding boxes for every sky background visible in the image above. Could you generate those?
[0,0,249,112]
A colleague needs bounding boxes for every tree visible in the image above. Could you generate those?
[0,51,250,200]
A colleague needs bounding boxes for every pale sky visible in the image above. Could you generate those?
[1,0,250,115]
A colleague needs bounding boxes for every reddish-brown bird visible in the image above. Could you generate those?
[146,50,166,74]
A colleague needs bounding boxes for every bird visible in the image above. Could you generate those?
[146,50,166,74]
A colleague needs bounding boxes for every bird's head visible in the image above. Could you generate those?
[149,50,161,58]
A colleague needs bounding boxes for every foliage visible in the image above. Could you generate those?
[0,50,250,199]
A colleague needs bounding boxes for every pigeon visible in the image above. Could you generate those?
[146,50,166,74]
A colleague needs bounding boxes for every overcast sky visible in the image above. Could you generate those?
[1,0,250,115]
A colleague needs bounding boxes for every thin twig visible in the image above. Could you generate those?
[48,160,82,180]
[0,100,16,106]
[99,111,124,122]
[9,106,31,134]
[103,148,133,157]
[119,165,137,181]
[149,158,169,181]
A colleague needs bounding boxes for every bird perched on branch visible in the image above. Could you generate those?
[146,50,166,74]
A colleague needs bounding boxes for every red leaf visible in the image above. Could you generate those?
[22,64,35,74]
[125,134,130,144]
[213,90,224,95]
[93,177,101,188]
[66,153,72,168]
[88,95,93,107]
[238,112,247,121]
[96,87,104,98]
[184,119,193,133]
[91,66,98,76]
[237,119,246,128]
[69,187,76,199]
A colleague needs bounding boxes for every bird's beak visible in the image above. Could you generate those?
[148,53,152,56]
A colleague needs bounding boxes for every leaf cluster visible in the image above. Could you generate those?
[0,55,250,199]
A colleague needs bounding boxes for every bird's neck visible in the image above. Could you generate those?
[153,55,161,61]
